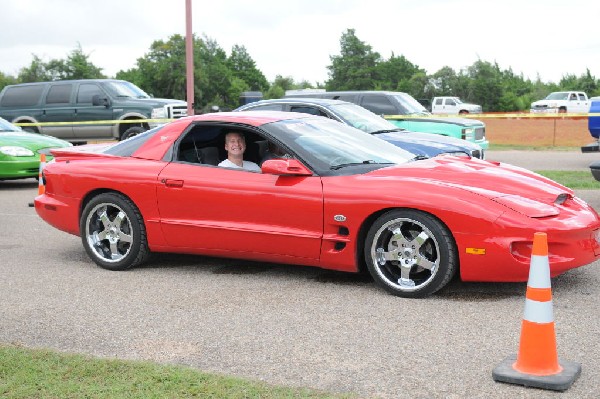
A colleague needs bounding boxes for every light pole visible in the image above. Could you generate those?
[185,0,194,116]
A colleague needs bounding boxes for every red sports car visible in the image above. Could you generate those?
[35,112,600,297]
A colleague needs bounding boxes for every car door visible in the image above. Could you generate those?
[72,83,114,139]
[39,83,75,139]
[156,162,324,260]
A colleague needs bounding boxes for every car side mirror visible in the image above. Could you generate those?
[261,159,312,176]
[92,94,110,107]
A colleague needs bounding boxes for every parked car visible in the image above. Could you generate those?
[0,79,187,142]
[284,90,489,149]
[530,91,591,114]
[431,97,482,115]
[235,98,483,159]
[0,117,72,180]
[34,111,600,298]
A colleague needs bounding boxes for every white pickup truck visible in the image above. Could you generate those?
[431,96,482,114]
[530,91,591,114]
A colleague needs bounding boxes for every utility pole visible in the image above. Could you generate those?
[185,0,194,115]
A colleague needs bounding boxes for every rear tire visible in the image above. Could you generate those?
[121,126,147,140]
[80,192,150,271]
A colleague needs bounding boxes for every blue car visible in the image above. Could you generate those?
[235,98,483,159]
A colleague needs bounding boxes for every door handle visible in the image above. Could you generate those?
[162,179,184,188]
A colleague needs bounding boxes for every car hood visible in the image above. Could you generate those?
[407,115,483,127]
[369,157,571,216]
[0,132,71,149]
[375,131,479,156]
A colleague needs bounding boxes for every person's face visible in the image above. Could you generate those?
[224,133,246,157]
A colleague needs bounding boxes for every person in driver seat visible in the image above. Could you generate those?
[218,131,261,172]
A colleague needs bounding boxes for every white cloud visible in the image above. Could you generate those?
[1,0,599,85]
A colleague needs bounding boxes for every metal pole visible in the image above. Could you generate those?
[185,0,194,116]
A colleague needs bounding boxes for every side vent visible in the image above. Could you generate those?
[334,242,346,251]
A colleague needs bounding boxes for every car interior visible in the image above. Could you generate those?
[176,125,271,166]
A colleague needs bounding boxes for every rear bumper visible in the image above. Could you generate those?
[34,193,81,236]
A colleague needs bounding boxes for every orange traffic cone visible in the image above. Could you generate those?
[37,153,46,195]
[493,232,581,391]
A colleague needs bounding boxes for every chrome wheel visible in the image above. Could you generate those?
[86,202,133,263]
[365,210,457,297]
[80,192,150,270]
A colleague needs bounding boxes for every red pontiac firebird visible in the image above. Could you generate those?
[35,112,600,298]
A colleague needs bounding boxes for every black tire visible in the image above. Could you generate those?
[459,110,469,115]
[364,209,457,298]
[23,127,39,134]
[121,126,146,140]
[80,192,150,271]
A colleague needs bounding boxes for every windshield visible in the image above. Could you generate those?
[103,81,151,99]
[0,118,21,132]
[545,92,569,100]
[329,103,401,133]
[263,117,414,173]
[391,93,430,115]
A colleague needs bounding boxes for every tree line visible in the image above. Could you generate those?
[1,29,598,112]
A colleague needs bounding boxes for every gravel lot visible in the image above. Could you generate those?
[1,151,599,399]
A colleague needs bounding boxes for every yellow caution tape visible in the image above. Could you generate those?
[14,118,177,127]
[385,112,600,120]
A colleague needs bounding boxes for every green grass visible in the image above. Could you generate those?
[0,345,354,399]
[535,170,600,189]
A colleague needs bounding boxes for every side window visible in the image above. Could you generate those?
[446,99,456,106]
[360,95,397,115]
[45,84,73,104]
[77,84,103,104]
[0,85,44,107]
[334,94,357,103]
[290,106,327,117]
[435,98,443,105]
[578,93,586,101]
[569,93,577,101]
[246,104,283,111]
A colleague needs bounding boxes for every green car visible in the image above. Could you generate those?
[0,117,72,180]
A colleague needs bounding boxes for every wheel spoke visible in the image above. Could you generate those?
[98,208,110,228]
[416,255,436,271]
[96,230,109,241]
[118,231,133,243]
[376,247,399,263]
[109,241,121,260]
[411,231,430,249]
[114,211,127,227]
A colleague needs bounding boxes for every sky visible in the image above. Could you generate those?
[1,0,599,86]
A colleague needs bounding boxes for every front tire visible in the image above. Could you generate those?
[365,209,457,298]
[80,192,150,271]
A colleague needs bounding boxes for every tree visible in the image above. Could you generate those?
[0,71,16,92]
[326,29,381,90]
[17,55,52,83]
[227,45,269,92]
[18,45,104,82]
[376,53,423,92]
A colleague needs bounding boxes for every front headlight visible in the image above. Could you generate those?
[0,146,35,157]
[151,107,167,119]
[461,128,474,140]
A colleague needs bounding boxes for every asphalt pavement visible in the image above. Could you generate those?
[1,151,599,399]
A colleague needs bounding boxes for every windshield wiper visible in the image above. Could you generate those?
[370,129,404,134]
[410,155,429,161]
[330,160,385,170]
